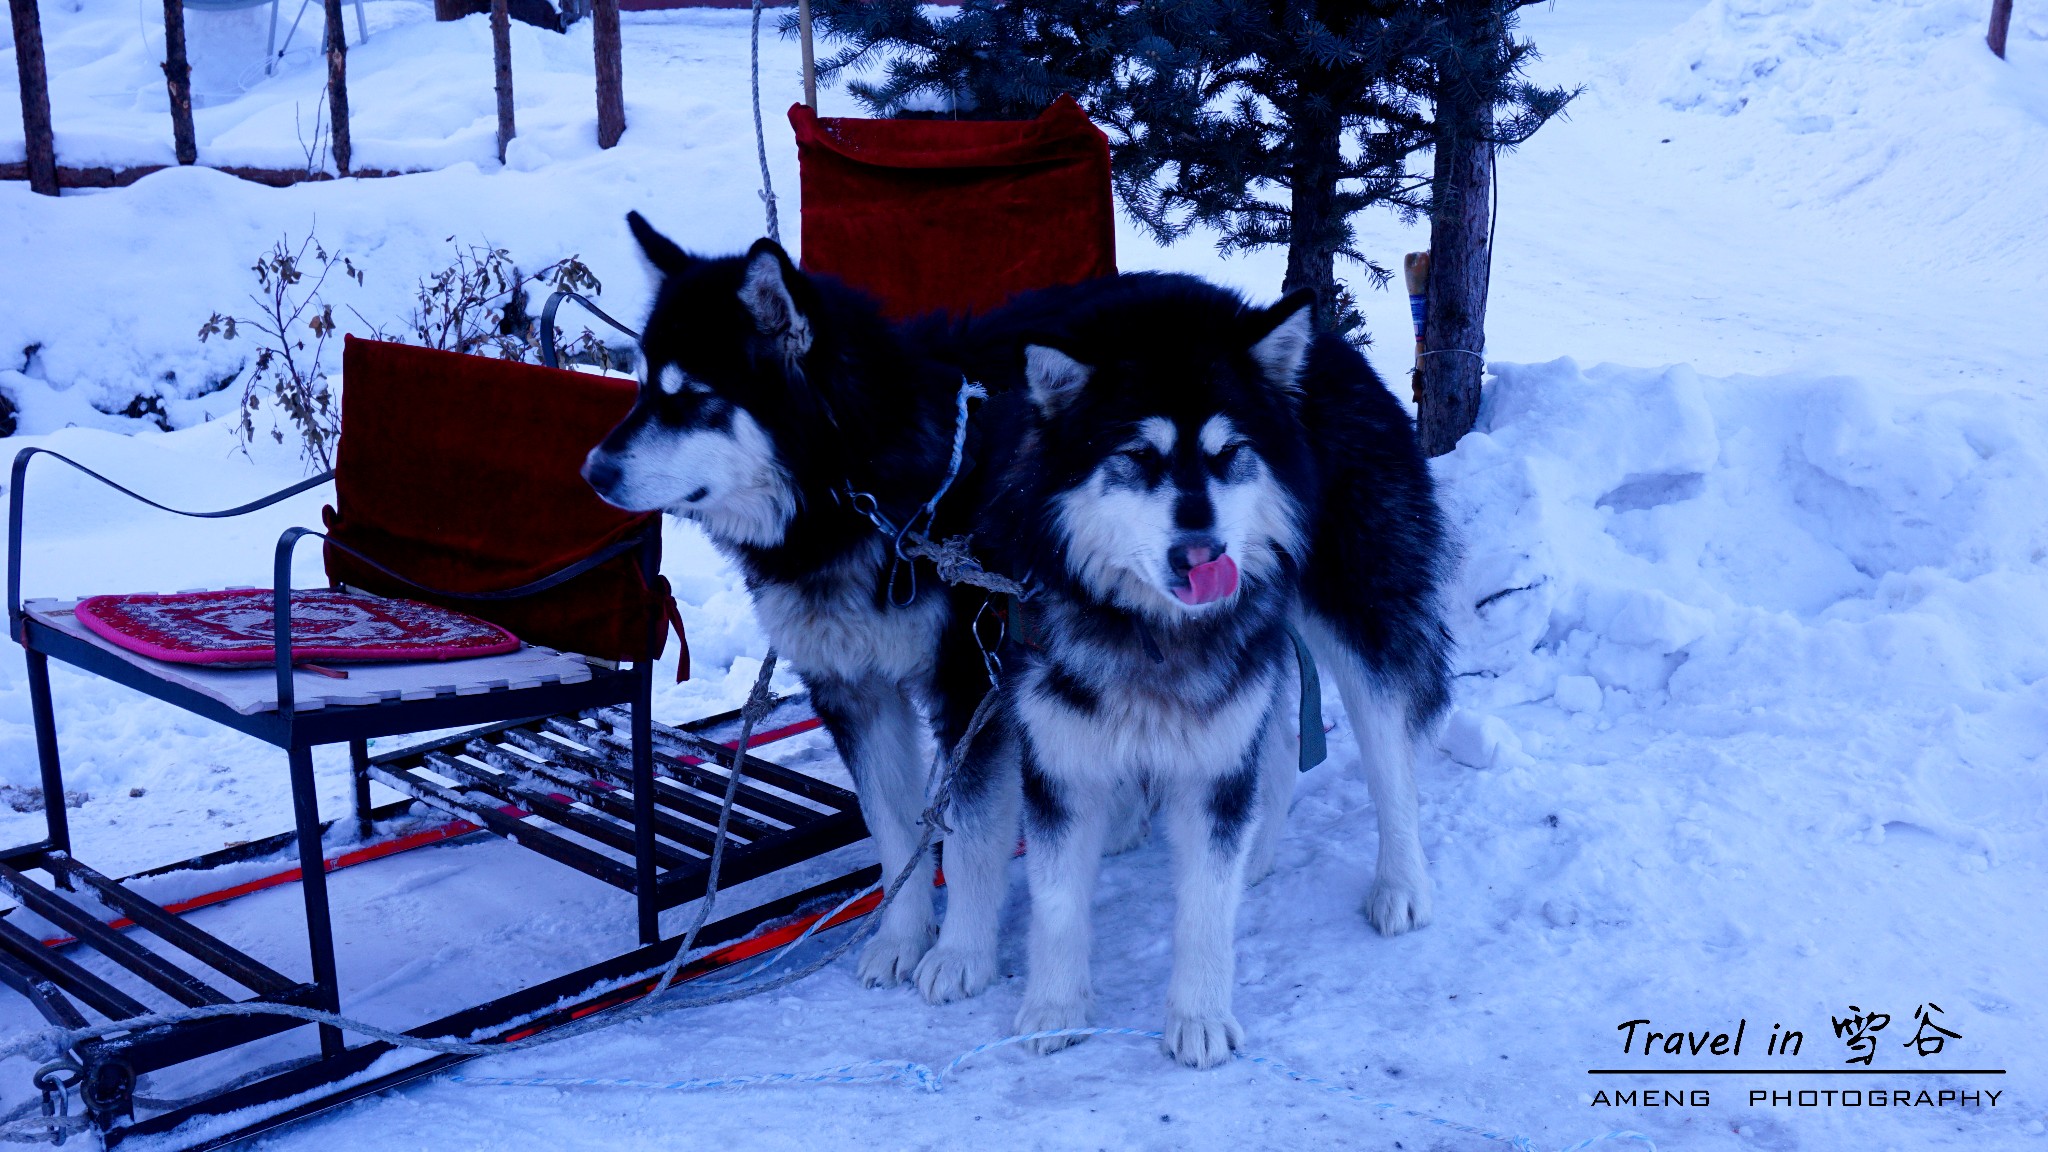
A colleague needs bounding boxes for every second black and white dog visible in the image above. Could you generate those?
[919,274,1452,1067]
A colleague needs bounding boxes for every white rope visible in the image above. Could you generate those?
[750,0,781,243]
[648,650,780,998]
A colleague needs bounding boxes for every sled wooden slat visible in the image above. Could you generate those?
[500,724,784,842]
[361,709,865,913]
[50,857,298,998]
[468,733,751,851]
[0,947,91,1028]
[365,763,639,889]
[0,914,150,1020]
[422,751,702,870]
[566,716,833,828]
[0,863,230,1008]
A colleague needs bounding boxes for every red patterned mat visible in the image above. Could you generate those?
[73,589,522,666]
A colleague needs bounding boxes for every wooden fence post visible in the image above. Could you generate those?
[1988,0,2014,57]
[160,0,198,164]
[6,0,59,195]
[323,0,351,173]
[593,0,623,147]
[492,0,515,162]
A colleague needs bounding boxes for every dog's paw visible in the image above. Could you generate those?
[914,942,996,1004]
[1365,869,1434,936]
[857,926,936,988]
[1014,998,1093,1055]
[1162,1010,1243,1069]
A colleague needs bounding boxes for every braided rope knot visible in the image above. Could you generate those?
[0,1030,64,1069]
[895,534,1033,599]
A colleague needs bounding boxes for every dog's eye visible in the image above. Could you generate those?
[654,365,712,397]
[1209,443,1245,474]
[1120,445,1164,470]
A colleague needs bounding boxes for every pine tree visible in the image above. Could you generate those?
[809,0,1571,360]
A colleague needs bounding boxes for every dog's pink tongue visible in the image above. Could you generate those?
[1175,555,1239,605]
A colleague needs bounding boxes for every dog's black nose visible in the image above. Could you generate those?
[1168,535,1226,574]
[582,453,621,495]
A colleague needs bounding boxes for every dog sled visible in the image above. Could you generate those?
[0,101,1116,1148]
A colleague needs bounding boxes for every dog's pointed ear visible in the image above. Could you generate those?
[627,211,694,277]
[1024,344,1091,415]
[738,239,813,360]
[1247,290,1315,395]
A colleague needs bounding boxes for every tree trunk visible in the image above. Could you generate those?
[433,0,463,19]
[7,0,59,195]
[1988,0,2014,57]
[1280,82,1344,334]
[1416,1,1496,458]
[593,0,624,148]
[324,0,350,174]
[492,0,515,162]
[160,0,198,165]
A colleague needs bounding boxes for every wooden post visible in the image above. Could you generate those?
[323,0,351,174]
[7,0,59,195]
[798,0,816,109]
[1403,250,1429,403]
[492,0,515,162]
[160,0,198,165]
[593,0,623,148]
[1988,0,2014,57]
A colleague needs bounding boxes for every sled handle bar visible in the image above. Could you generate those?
[7,447,335,639]
[540,290,641,371]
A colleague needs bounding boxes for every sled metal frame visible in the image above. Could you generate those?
[0,449,867,1146]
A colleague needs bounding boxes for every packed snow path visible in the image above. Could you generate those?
[3,1,2045,1149]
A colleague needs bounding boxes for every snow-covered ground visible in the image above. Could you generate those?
[3,1,2047,1149]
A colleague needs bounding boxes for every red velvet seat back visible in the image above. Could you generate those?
[791,95,1117,320]
[323,336,673,663]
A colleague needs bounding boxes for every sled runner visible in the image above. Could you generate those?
[0,338,870,1147]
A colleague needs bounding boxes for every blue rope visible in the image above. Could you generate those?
[451,1027,1656,1152]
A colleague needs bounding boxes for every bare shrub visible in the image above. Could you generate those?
[368,240,623,369]
[199,231,361,473]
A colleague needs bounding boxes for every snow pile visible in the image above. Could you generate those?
[1441,358,2048,778]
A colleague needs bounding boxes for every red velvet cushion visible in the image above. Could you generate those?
[323,337,675,663]
[791,94,1117,320]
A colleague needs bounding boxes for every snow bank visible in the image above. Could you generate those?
[1437,355,2048,858]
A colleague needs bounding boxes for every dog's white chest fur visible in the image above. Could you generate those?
[750,536,949,687]
[1016,659,1279,781]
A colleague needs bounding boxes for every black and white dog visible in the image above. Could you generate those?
[916,274,1451,1067]
[582,213,997,987]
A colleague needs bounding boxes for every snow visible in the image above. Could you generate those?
[3,0,2046,1149]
